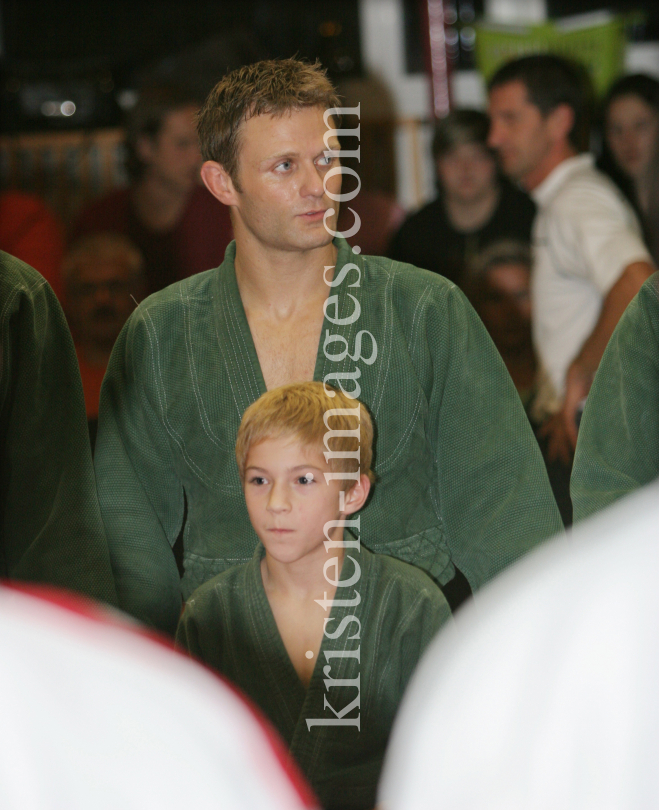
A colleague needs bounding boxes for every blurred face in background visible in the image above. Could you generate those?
[605,94,659,181]
[473,261,532,352]
[65,251,144,354]
[488,81,557,189]
[436,142,498,205]
[138,104,202,195]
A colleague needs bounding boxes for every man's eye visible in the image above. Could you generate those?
[275,161,292,172]
[317,155,334,166]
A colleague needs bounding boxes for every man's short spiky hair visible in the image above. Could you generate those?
[235,382,375,490]
[197,58,341,183]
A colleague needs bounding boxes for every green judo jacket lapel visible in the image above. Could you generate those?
[210,238,364,409]
[243,543,366,753]
[208,238,453,587]
[242,548,307,740]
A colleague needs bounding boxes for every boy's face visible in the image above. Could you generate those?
[243,435,352,565]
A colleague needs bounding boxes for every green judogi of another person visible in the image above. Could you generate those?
[95,238,563,635]
[0,252,116,604]
[177,544,451,810]
[572,273,659,521]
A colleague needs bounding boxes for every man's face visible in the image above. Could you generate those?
[66,258,142,352]
[228,106,341,253]
[140,104,202,194]
[488,81,555,189]
[243,436,346,566]
[436,142,497,205]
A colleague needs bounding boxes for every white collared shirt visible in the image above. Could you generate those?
[530,153,650,407]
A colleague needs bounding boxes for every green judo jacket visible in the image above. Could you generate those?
[0,252,116,604]
[177,544,451,810]
[95,238,563,634]
[572,273,659,521]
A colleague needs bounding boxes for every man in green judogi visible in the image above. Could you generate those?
[572,273,659,521]
[95,58,562,636]
[1,251,116,604]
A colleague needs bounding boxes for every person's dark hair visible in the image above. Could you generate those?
[467,239,531,281]
[488,54,593,151]
[600,73,659,265]
[197,58,341,187]
[432,109,491,160]
[603,73,659,118]
[124,84,200,180]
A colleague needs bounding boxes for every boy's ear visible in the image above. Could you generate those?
[341,474,371,516]
[201,160,239,206]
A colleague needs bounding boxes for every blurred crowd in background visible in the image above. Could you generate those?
[3,4,659,527]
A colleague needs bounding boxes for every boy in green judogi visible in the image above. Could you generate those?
[177,382,450,810]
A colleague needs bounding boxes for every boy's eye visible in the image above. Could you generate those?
[249,476,267,485]
[298,473,315,485]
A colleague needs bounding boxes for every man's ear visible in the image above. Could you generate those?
[341,474,371,516]
[547,103,575,144]
[201,161,239,206]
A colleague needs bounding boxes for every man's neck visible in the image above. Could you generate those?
[444,185,500,233]
[234,230,337,319]
[522,142,578,192]
[132,174,191,231]
[635,175,651,214]
[261,537,345,602]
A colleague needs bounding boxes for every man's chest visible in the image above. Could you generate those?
[249,314,323,390]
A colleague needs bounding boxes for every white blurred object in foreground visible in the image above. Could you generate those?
[380,480,659,810]
[0,585,316,810]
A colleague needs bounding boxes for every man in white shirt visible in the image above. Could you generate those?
[488,55,654,464]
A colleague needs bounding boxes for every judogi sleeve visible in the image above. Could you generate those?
[94,305,184,634]
[572,275,659,522]
[426,283,564,591]
[176,596,223,672]
[392,575,452,695]
[0,252,116,604]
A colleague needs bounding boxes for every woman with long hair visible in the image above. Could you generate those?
[601,73,659,262]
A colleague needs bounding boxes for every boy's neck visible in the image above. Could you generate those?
[261,530,346,602]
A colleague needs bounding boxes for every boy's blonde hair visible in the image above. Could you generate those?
[235,382,375,489]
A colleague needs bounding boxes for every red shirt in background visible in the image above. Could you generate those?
[72,185,233,295]
[0,190,65,299]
